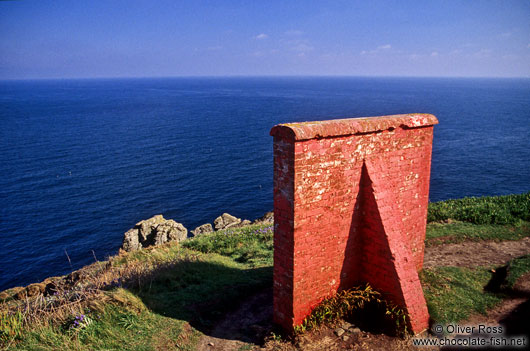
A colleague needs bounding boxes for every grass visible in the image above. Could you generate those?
[1,193,529,349]
[505,254,530,287]
[425,221,530,246]
[420,266,502,323]
[8,300,195,351]
[1,224,274,350]
[425,192,530,246]
[182,224,274,266]
[420,254,530,325]
[427,192,530,225]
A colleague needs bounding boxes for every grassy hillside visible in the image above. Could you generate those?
[1,193,529,350]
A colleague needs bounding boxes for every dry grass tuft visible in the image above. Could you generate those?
[0,241,189,340]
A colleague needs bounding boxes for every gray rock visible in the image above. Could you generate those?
[191,223,213,237]
[122,228,141,251]
[121,215,187,251]
[341,321,353,329]
[156,220,187,244]
[213,213,241,230]
[350,327,361,334]
[334,327,345,337]
[252,211,274,225]
[138,215,164,243]
[240,219,252,226]
[233,219,252,228]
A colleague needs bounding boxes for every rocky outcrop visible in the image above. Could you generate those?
[213,213,242,230]
[15,283,46,299]
[1,210,277,303]
[122,215,187,252]
[191,223,213,237]
[120,211,273,252]
[252,211,274,225]
[239,219,252,227]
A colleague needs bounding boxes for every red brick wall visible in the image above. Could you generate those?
[270,114,438,334]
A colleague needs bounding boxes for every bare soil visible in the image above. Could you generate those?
[423,236,530,268]
[198,238,530,351]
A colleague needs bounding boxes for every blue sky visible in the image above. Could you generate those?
[1,0,529,79]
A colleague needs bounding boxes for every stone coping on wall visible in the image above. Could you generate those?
[270,113,438,141]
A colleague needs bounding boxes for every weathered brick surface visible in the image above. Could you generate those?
[270,114,438,334]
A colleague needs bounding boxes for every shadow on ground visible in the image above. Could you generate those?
[486,266,530,337]
[441,271,530,350]
[499,286,530,339]
[123,258,273,345]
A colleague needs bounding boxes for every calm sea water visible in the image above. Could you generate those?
[1,77,529,290]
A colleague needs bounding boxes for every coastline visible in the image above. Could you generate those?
[1,192,529,349]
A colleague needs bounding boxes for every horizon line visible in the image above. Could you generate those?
[1,74,530,82]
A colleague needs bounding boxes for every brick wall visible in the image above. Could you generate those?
[270,114,438,334]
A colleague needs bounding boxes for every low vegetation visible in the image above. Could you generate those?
[0,234,273,350]
[425,192,530,246]
[1,193,529,349]
[182,224,274,266]
[421,266,502,323]
[425,221,530,246]
[421,255,530,324]
[427,192,530,225]
[294,284,408,337]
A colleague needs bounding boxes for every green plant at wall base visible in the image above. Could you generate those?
[0,309,24,343]
[427,192,530,225]
[294,284,409,337]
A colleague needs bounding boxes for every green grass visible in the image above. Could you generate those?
[2,224,275,350]
[425,221,530,246]
[420,267,502,324]
[420,254,530,325]
[131,251,272,329]
[427,192,530,225]
[505,254,530,287]
[182,224,274,266]
[2,193,530,349]
[8,299,193,351]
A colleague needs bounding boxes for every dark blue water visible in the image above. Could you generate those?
[1,77,529,290]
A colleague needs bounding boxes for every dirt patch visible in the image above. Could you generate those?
[266,325,423,351]
[424,237,530,268]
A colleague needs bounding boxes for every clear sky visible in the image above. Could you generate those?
[1,0,529,79]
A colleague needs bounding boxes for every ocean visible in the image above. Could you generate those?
[1,77,529,290]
